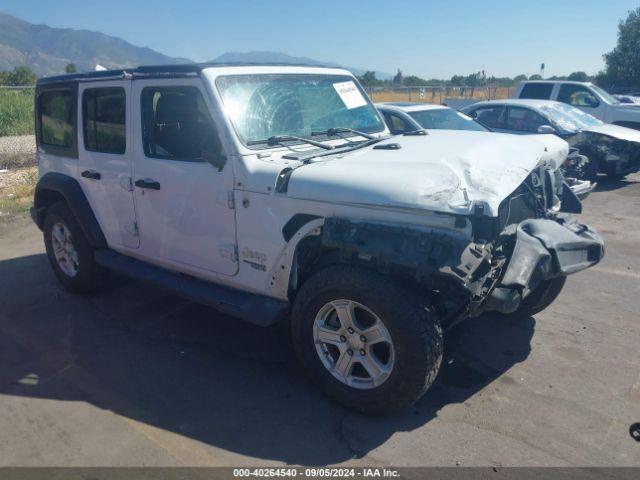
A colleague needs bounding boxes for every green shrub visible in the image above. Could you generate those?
[0,88,35,136]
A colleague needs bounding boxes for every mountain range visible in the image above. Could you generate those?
[0,12,391,79]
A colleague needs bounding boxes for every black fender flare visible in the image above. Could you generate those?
[33,172,107,249]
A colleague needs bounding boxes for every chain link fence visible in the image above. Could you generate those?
[364,85,514,107]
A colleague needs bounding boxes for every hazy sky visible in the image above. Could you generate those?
[1,0,637,78]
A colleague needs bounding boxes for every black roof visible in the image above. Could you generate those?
[36,62,342,86]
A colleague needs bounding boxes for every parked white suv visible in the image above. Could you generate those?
[31,64,604,414]
[515,80,640,130]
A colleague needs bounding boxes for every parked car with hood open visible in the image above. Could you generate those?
[31,64,604,414]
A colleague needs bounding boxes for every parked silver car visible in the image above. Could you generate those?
[464,99,640,181]
[376,102,488,134]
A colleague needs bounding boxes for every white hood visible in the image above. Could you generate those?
[284,130,561,217]
[583,123,640,143]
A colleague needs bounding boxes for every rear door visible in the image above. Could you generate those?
[130,77,238,277]
[78,81,139,250]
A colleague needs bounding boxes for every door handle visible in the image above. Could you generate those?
[81,170,101,180]
[134,178,161,190]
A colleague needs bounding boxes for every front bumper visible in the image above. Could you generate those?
[566,178,595,200]
[485,216,604,314]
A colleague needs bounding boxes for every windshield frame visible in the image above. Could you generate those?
[214,72,387,151]
[590,84,620,105]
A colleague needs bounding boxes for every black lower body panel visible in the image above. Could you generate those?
[94,249,288,327]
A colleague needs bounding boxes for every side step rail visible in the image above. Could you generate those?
[94,249,288,327]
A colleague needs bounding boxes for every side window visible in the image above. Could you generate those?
[519,83,554,100]
[141,86,220,161]
[505,107,547,133]
[384,112,411,134]
[39,90,75,150]
[470,106,505,129]
[83,87,126,154]
[557,84,599,107]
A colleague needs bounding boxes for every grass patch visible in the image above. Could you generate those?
[0,88,35,137]
[0,167,37,216]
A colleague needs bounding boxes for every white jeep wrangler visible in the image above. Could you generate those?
[31,64,604,414]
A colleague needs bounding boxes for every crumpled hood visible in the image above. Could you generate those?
[284,130,561,217]
[583,123,640,143]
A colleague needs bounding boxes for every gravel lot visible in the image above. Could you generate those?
[0,135,36,169]
[0,175,638,467]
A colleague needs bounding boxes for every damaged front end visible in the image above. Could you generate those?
[318,163,604,325]
[569,130,640,177]
[475,164,604,316]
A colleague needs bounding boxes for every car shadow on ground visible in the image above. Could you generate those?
[593,174,639,192]
[0,253,535,465]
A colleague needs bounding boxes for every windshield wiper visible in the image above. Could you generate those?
[311,127,376,140]
[247,135,334,150]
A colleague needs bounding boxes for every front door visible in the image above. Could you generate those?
[557,84,606,120]
[130,78,238,276]
[78,81,139,250]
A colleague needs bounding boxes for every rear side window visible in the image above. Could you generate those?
[141,86,220,161]
[469,106,505,129]
[519,83,553,100]
[39,90,75,148]
[83,87,126,154]
[384,112,412,134]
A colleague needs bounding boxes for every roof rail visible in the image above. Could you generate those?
[36,62,349,86]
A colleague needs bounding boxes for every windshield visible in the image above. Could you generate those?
[215,74,385,147]
[539,103,603,133]
[591,84,620,105]
[408,108,488,132]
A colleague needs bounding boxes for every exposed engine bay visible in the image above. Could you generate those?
[568,130,640,178]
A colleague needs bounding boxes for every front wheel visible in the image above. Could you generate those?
[291,265,443,415]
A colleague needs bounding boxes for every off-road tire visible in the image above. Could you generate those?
[43,202,108,293]
[515,276,566,318]
[291,265,443,415]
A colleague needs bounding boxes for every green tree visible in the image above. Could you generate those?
[513,74,528,82]
[7,66,37,86]
[600,7,640,88]
[449,75,465,86]
[357,71,380,86]
[529,74,543,80]
[65,63,77,74]
[403,75,428,86]
[567,71,589,82]
[0,71,9,85]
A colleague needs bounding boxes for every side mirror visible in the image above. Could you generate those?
[585,96,599,107]
[537,125,556,135]
[202,147,227,172]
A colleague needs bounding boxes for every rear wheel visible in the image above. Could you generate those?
[291,265,442,415]
[43,202,108,293]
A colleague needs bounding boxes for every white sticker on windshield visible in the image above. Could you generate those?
[333,81,367,109]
